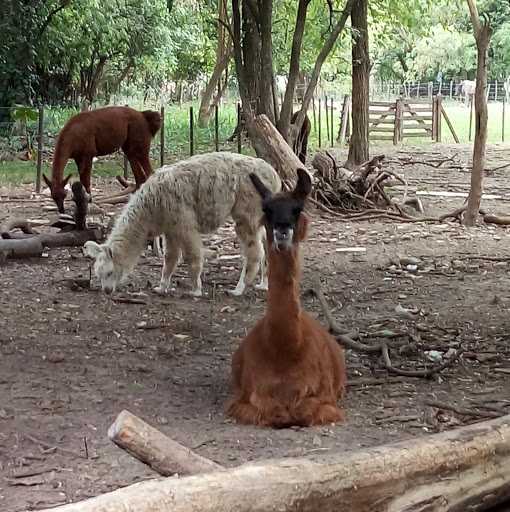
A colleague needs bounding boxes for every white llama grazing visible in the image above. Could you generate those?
[84,152,281,296]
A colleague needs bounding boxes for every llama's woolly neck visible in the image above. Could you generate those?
[265,244,303,349]
[107,192,153,264]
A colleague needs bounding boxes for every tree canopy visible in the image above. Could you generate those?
[1,0,509,114]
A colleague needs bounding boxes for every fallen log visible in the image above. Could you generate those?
[252,114,308,184]
[41,414,510,512]
[483,214,510,225]
[108,410,223,476]
[0,218,37,235]
[0,236,43,258]
[1,228,102,248]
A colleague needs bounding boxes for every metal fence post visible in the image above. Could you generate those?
[190,106,194,156]
[160,106,165,168]
[36,105,44,193]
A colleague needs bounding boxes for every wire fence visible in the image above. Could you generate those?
[370,79,509,102]
[1,87,510,190]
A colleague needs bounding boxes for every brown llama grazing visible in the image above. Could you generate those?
[290,112,311,164]
[43,106,161,213]
[226,169,346,428]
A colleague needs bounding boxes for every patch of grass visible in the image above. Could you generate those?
[0,158,126,187]
[4,98,508,189]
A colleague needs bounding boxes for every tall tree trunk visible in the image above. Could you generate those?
[258,0,275,124]
[464,0,492,227]
[198,0,232,128]
[276,0,311,141]
[231,0,267,157]
[198,51,231,128]
[87,56,107,102]
[347,0,370,167]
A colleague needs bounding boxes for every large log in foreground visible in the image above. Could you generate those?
[2,228,102,248]
[42,414,510,512]
[108,410,223,476]
[0,236,43,258]
[252,114,308,184]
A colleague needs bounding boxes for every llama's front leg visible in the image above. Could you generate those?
[76,156,94,195]
[181,232,203,297]
[255,255,268,291]
[139,153,155,178]
[154,236,180,295]
[230,224,265,295]
[125,153,147,189]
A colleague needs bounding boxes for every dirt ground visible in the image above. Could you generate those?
[1,143,510,511]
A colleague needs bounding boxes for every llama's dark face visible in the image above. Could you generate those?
[43,173,72,214]
[84,241,123,294]
[250,168,312,251]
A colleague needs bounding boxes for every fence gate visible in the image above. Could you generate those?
[369,101,398,144]
[399,99,435,141]
[368,96,445,145]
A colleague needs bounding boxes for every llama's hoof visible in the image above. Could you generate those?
[153,285,168,296]
[186,289,203,297]
[228,288,244,297]
[254,282,268,291]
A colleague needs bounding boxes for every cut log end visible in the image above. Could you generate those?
[108,410,223,477]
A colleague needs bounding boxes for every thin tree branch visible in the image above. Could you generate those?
[277,0,312,140]
[36,0,70,43]
[291,0,357,140]
[218,18,235,41]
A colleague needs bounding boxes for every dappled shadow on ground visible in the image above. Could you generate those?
[1,143,510,511]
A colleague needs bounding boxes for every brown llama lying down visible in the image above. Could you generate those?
[43,106,161,213]
[290,111,311,164]
[226,169,346,428]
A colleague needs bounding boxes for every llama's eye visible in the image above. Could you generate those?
[293,207,302,216]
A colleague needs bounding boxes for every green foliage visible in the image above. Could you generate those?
[372,0,510,82]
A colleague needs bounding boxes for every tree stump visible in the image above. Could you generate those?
[252,114,310,184]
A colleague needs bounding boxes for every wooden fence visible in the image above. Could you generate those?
[367,95,457,145]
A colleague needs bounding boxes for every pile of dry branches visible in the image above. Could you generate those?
[311,152,416,215]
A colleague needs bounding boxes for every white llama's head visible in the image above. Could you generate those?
[84,241,124,294]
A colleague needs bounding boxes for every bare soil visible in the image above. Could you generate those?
[1,143,510,511]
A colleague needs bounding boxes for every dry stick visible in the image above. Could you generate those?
[314,279,465,378]
[424,400,501,419]
[116,175,132,189]
[25,434,85,459]
[457,255,510,262]
[109,297,148,305]
[388,154,459,168]
[381,340,465,378]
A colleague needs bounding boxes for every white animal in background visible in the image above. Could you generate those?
[84,152,281,297]
[456,79,476,106]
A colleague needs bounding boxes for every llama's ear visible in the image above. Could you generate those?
[293,168,312,202]
[62,174,72,188]
[42,174,52,189]
[250,173,273,199]
[83,241,101,258]
[295,214,309,242]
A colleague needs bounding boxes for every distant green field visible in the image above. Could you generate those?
[1,100,508,188]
